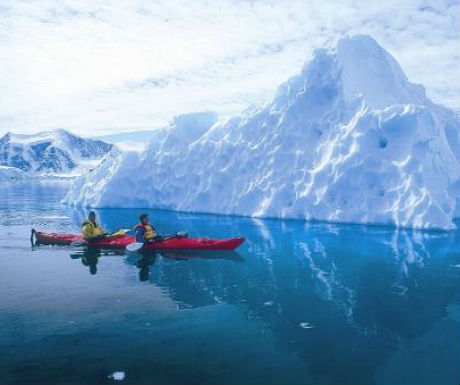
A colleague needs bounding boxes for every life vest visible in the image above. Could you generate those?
[135,223,157,240]
[81,220,104,239]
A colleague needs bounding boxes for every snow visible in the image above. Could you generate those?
[64,35,460,230]
[0,165,26,181]
[7,129,64,145]
[92,130,160,153]
[0,129,112,177]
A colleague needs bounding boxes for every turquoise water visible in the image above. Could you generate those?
[0,182,459,385]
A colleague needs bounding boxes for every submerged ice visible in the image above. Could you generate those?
[65,35,460,230]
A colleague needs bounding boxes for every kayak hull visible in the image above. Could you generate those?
[34,231,245,251]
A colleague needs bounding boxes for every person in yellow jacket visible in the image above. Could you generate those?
[81,211,107,241]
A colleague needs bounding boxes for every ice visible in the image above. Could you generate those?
[299,322,314,329]
[64,35,460,230]
[108,371,125,381]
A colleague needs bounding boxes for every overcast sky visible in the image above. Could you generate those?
[1,0,459,137]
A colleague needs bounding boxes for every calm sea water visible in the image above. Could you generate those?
[0,182,459,385]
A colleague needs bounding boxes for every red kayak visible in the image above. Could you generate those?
[33,230,245,251]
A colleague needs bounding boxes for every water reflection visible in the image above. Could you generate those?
[105,216,458,384]
[125,253,157,282]
[124,251,244,283]
[68,208,459,348]
[70,248,101,275]
[1,182,459,384]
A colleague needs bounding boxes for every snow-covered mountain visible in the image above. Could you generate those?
[0,129,113,176]
[64,35,460,230]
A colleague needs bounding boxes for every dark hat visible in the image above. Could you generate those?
[89,211,96,217]
[139,213,149,221]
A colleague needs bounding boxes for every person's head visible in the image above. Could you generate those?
[88,211,96,222]
[139,213,149,225]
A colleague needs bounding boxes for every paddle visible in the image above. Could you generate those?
[110,229,131,237]
[126,231,188,252]
[70,241,86,247]
[70,229,131,247]
[126,242,144,252]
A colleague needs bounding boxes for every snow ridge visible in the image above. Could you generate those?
[0,129,112,176]
[64,35,460,230]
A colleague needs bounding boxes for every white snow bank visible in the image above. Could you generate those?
[0,165,26,181]
[64,35,460,230]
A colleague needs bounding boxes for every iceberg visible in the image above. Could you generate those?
[64,35,460,230]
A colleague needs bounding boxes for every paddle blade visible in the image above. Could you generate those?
[70,241,86,247]
[126,242,144,252]
[109,229,128,238]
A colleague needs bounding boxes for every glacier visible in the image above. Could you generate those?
[64,35,460,230]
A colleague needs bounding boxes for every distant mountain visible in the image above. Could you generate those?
[0,129,113,176]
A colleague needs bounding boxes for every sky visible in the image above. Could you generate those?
[0,0,459,137]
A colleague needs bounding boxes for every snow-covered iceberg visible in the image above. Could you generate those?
[64,35,460,230]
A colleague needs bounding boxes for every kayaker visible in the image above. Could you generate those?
[134,213,163,243]
[81,211,106,241]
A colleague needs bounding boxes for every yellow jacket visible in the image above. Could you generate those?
[81,220,104,240]
[134,223,157,242]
